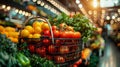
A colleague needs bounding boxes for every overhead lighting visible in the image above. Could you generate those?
[6,6,11,10]
[33,0,37,2]
[93,0,98,8]
[44,5,48,8]
[25,12,29,16]
[115,1,118,4]
[115,13,118,17]
[47,0,70,15]
[117,17,120,21]
[112,16,115,19]
[15,9,19,13]
[118,9,120,13]
[37,0,41,4]
[19,10,22,14]
[106,16,110,20]
[2,5,6,9]
[88,10,92,15]
[78,4,82,8]
[22,11,25,15]
[76,0,80,4]
[41,2,45,6]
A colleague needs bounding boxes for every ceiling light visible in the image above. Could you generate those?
[15,9,19,13]
[93,0,98,8]
[115,13,118,17]
[117,17,120,21]
[88,10,92,15]
[106,16,110,20]
[118,9,120,13]
[6,6,11,10]
[37,0,41,4]
[2,5,6,9]
[19,10,22,14]
[76,0,80,4]
[112,16,115,19]
[115,1,118,4]
[25,12,29,16]
[41,2,44,6]
[33,0,37,2]
[44,5,48,8]
[78,4,82,8]
[22,11,25,15]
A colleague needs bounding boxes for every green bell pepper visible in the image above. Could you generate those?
[16,53,31,67]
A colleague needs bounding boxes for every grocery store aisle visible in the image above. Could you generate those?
[98,38,120,67]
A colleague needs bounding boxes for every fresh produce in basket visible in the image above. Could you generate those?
[36,46,46,57]
[59,45,69,54]
[20,17,82,66]
[21,21,50,39]
[54,56,65,63]
[48,45,56,54]
[49,13,96,42]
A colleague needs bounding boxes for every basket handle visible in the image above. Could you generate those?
[21,16,55,44]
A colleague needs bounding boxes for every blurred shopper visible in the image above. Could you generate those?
[102,22,112,38]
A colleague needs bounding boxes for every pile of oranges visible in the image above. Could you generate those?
[0,21,50,43]
[21,21,50,38]
[0,25,19,43]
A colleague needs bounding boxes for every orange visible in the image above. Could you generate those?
[42,23,50,31]
[32,34,41,38]
[10,27,16,32]
[33,21,43,28]
[25,25,34,34]
[1,31,8,37]
[12,38,18,43]
[0,25,4,32]
[13,32,19,38]
[21,29,30,37]
[5,27,15,32]
[8,32,14,37]
[34,26,42,34]
[28,34,33,38]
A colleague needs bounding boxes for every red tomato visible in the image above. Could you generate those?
[74,32,81,38]
[73,64,78,67]
[55,56,65,63]
[28,45,35,53]
[59,46,69,54]
[43,39,50,45]
[46,55,52,60]
[53,30,60,38]
[52,25,57,30]
[60,31,68,38]
[43,30,51,36]
[48,45,56,54]
[67,31,74,38]
[75,59,82,65]
[36,47,46,57]
[55,40,61,46]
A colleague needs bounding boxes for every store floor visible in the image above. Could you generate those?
[98,38,120,67]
